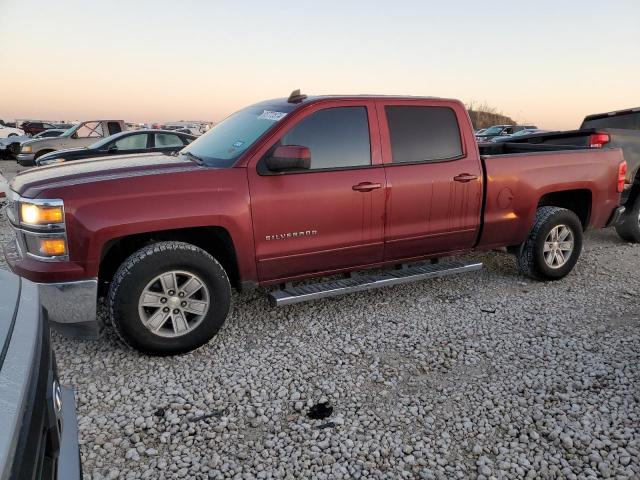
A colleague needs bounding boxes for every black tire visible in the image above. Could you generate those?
[108,241,231,356]
[615,194,640,243]
[516,206,583,281]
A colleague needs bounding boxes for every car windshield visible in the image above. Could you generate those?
[180,103,295,167]
[481,126,505,135]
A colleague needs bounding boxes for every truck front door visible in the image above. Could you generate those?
[377,100,483,260]
[248,101,386,282]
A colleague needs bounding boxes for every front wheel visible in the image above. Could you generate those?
[108,241,231,356]
[516,207,583,281]
[615,195,640,243]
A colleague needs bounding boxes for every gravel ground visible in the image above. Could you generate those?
[1,159,639,479]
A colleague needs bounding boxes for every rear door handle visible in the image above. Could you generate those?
[352,182,382,192]
[453,173,478,183]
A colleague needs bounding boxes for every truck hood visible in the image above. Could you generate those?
[11,153,200,198]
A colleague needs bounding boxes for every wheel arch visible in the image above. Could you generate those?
[536,189,592,228]
[34,148,55,159]
[98,226,241,296]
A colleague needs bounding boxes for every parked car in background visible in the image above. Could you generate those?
[19,121,60,136]
[476,124,538,142]
[490,128,549,142]
[0,129,67,159]
[0,269,81,479]
[163,123,204,136]
[17,120,126,166]
[36,129,196,166]
[3,93,625,355]
[0,124,25,138]
[504,106,640,242]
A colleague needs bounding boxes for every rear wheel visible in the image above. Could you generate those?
[516,207,583,281]
[615,195,640,243]
[108,241,231,356]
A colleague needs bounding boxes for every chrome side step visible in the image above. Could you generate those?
[269,261,483,307]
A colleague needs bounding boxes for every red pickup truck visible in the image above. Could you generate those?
[3,92,626,355]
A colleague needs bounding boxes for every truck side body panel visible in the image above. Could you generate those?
[375,98,484,260]
[479,149,624,249]
[508,127,640,203]
[245,99,386,282]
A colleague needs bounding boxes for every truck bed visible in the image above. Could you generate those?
[478,148,625,250]
[491,127,640,204]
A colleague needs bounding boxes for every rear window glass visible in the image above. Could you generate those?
[581,112,640,130]
[385,106,463,163]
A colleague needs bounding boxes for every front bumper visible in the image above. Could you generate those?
[39,279,101,338]
[606,206,626,227]
[16,153,35,165]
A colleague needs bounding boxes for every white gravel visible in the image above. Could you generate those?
[1,160,639,479]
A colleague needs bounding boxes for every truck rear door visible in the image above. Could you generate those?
[247,100,386,282]
[376,100,483,259]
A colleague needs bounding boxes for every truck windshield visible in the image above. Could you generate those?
[180,103,295,167]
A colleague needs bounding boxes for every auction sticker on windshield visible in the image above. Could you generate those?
[258,110,288,122]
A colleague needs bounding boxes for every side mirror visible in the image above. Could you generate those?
[265,145,311,172]
[107,145,118,153]
[71,132,78,139]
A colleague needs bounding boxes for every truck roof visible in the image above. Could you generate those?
[257,93,465,113]
[583,107,640,121]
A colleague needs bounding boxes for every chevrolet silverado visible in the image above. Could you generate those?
[3,92,627,355]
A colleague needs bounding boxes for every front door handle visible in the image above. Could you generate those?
[453,173,478,183]
[352,182,382,192]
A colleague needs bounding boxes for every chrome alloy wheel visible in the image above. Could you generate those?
[138,270,210,337]
[543,225,574,269]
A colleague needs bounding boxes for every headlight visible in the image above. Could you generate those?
[21,145,32,153]
[7,196,69,260]
[20,202,64,225]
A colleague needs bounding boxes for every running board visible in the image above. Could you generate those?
[269,261,483,307]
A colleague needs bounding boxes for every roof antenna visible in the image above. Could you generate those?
[288,89,307,104]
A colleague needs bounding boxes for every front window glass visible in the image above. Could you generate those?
[279,107,371,170]
[181,103,295,167]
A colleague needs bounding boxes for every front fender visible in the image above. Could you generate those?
[43,167,257,282]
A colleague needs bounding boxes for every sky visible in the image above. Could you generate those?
[0,0,638,130]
